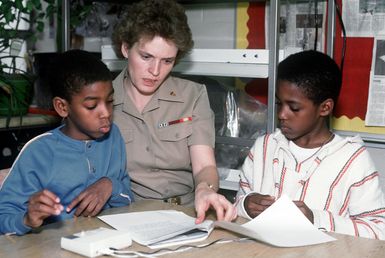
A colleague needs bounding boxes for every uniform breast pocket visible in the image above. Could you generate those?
[120,129,134,144]
[157,124,192,142]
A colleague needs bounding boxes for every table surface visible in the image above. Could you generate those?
[1,200,385,258]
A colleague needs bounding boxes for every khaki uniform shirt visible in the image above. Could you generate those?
[113,69,215,204]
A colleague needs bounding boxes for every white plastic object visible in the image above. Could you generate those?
[61,227,132,257]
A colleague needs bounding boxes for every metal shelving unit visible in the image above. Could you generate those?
[62,0,281,134]
[62,0,336,135]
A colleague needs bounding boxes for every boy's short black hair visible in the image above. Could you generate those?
[50,50,112,102]
[277,50,342,105]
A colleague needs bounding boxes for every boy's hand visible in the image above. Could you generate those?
[66,178,112,217]
[244,193,275,218]
[293,201,314,223]
[24,189,63,228]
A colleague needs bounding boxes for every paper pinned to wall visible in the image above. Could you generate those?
[342,0,385,37]
[365,36,385,126]
[264,0,327,51]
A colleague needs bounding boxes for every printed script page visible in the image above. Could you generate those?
[98,210,213,247]
[215,195,336,247]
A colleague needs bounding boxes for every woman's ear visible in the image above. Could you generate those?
[52,97,69,118]
[121,43,129,58]
[319,98,334,117]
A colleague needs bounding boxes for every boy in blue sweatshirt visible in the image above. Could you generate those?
[0,50,134,235]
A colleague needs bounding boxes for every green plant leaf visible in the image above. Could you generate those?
[36,21,44,33]
[0,82,13,95]
[15,0,24,10]
[26,1,34,12]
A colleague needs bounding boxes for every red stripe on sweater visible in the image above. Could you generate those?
[339,172,379,215]
[325,147,366,210]
[296,163,301,173]
[371,219,385,224]
[299,180,309,202]
[352,220,359,237]
[240,181,250,188]
[278,167,287,198]
[355,220,379,239]
[262,134,270,173]
[328,211,335,231]
[339,193,351,216]
[248,151,254,161]
[352,207,385,218]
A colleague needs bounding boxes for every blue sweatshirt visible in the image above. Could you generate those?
[0,123,133,235]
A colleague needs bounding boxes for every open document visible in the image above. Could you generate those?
[99,195,335,249]
[98,210,214,249]
[215,195,336,247]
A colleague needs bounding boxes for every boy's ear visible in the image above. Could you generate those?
[52,97,69,118]
[319,98,334,116]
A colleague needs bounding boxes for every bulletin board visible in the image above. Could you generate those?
[237,1,268,105]
[332,0,385,141]
[239,0,385,143]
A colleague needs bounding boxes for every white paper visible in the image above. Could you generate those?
[98,210,213,249]
[265,0,327,51]
[365,36,385,126]
[343,0,385,37]
[215,195,336,247]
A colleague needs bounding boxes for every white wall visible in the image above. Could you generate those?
[184,3,236,49]
[367,146,385,193]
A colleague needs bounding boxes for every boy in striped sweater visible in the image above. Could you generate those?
[237,50,385,239]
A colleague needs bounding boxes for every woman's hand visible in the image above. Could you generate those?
[194,182,237,224]
[190,145,236,223]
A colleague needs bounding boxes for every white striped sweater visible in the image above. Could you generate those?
[236,129,385,239]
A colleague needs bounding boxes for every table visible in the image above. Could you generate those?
[1,200,385,258]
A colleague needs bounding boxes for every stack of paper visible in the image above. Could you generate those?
[99,210,213,249]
